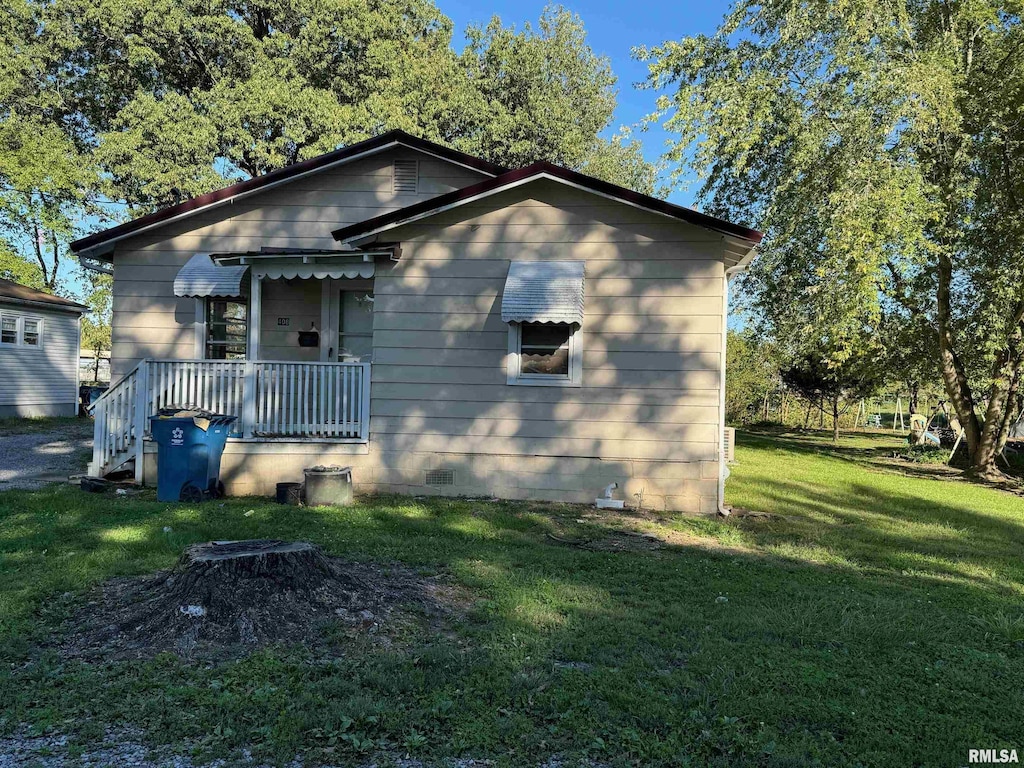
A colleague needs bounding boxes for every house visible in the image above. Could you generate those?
[0,279,89,417]
[72,131,761,513]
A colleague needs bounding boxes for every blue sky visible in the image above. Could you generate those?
[443,0,731,207]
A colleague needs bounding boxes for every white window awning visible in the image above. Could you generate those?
[500,261,585,325]
[255,263,375,280]
[173,253,249,298]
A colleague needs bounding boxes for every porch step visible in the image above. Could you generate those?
[91,449,135,479]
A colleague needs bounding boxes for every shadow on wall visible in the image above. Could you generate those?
[358,180,728,508]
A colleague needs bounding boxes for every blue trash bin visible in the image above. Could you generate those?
[149,411,237,502]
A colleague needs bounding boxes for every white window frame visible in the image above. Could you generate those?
[21,316,42,348]
[0,313,44,349]
[197,297,248,360]
[506,322,582,387]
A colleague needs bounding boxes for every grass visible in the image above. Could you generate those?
[1,426,1023,766]
[0,416,88,437]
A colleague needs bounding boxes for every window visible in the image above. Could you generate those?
[205,299,247,359]
[337,291,374,361]
[22,318,40,347]
[0,314,42,348]
[0,316,16,345]
[507,322,581,387]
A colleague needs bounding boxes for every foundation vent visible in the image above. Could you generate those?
[393,159,419,194]
[425,468,455,486]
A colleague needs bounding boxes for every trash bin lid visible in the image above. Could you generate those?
[153,408,238,431]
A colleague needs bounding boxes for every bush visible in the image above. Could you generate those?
[899,443,948,464]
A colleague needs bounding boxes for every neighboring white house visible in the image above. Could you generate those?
[0,279,88,417]
[72,131,761,513]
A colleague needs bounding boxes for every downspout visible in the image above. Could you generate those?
[78,254,113,275]
[718,261,749,516]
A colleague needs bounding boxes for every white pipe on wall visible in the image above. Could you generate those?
[718,260,752,516]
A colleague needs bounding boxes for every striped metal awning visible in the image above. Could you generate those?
[173,253,249,297]
[255,262,375,280]
[500,261,585,325]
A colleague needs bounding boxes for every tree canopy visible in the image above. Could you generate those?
[641,0,1024,476]
[0,2,654,300]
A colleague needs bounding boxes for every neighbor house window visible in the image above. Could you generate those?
[507,322,581,387]
[22,318,40,347]
[205,299,247,359]
[0,316,16,345]
[0,314,42,347]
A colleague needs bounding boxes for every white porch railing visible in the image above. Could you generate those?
[90,360,370,479]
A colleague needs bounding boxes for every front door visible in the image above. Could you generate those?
[323,281,374,362]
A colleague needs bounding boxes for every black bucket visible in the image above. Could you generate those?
[275,482,303,505]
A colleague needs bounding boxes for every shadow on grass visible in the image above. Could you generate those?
[1,447,1023,766]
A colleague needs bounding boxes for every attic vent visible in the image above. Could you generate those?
[393,159,419,194]
[425,468,455,486]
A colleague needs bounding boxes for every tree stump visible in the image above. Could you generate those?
[60,538,455,660]
[162,540,342,617]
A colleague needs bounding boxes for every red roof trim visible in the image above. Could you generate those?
[331,161,764,245]
[70,131,507,255]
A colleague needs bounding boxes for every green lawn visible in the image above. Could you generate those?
[0,416,87,437]
[1,428,1022,766]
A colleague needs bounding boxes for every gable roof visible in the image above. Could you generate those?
[332,161,763,246]
[70,131,507,259]
[0,279,88,313]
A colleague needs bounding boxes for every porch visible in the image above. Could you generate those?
[90,359,370,479]
[89,249,384,478]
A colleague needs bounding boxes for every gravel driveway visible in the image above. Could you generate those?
[0,420,92,490]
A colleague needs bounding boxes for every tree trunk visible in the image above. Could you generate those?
[936,251,993,476]
[995,375,1021,459]
[907,381,919,415]
[979,312,1024,462]
[832,394,841,443]
[803,397,813,428]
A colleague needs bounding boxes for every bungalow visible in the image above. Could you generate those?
[0,279,88,417]
[72,131,760,513]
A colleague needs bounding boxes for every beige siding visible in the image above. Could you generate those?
[109,148,488,378]
[260,280,322,362]
[117,165,731,512]
[0,304,81,416]
[362,179,726,510]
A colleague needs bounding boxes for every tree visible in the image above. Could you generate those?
[51,0,468,211]
[80,271,112,383]
[3,0,656,297]
[878,313,939,415]
[455,7,658,192]
[781,352,880,443]
[641,1,1024,478]
[0,0,101,290]
[725,330,779,424]
[46,0,654,214]
[0,247,46,290]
